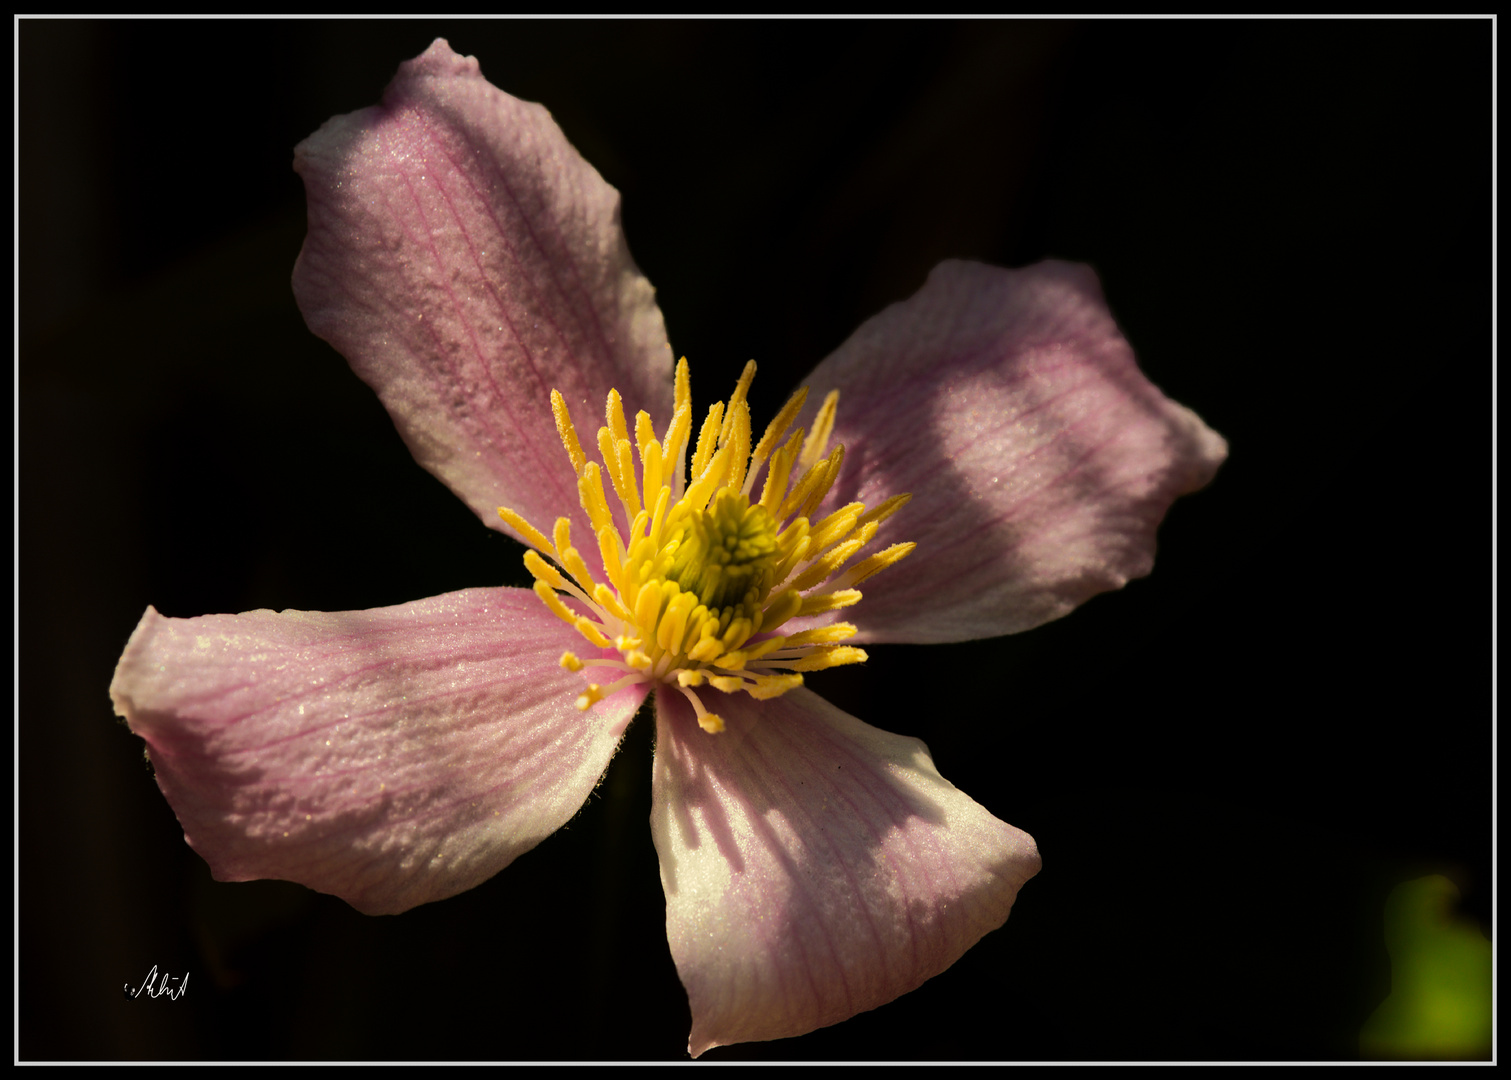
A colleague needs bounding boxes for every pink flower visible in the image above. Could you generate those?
[109,39,1226,1058]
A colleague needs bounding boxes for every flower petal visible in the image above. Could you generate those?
[110,588,643,915]
[650,686,1040,1057]
[803,259,1227,643]
[292,39,674,545]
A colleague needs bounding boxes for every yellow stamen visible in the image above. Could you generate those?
[573,616,611,649]
[640,434,664,505]
[596,525,630,597]
[725,397,752,493]
[746,672,805,699]
[777,466,825,523]
[594,583,635,624]
[686,635,726,663]
[550,390,588,477]
[514,359,911,733]
[790,534,869,593]
[597,426,639,526]
[719,360,758,446]
[832,542,916,590]
[858,492,912,530]
[533,579,580,628]
[677,682,725,731]
[809,502,866,554]
[717,635,789,670]
[672,356,691,423]
[634,409,656,453]
[605,388,631,445]
[698,713,726,734]
[523,549,569,590]
[799,589,862,616]
[780,623,858,648]
[760,588,804,633]
[781,646,868,672]
[615,436,642,520]
[648,484,671,548]
[797,445,845,522]
[579,463,613,536]
[497,507,554,557]
[799,389,839,471]
[758,439,797,513]
[749,386,808,485]
[560,546,598,593]
[691,401,724,478]
[657,589,699,654]
[664,407,692,494]
[773,542,810,595]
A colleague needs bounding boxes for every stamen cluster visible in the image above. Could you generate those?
[500,358,913,733]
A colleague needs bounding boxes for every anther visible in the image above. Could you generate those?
[520,359,908,727]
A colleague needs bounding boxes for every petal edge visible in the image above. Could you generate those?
[292,39,674,546]
[803,259,1226,643]
[650,685,1040,1056]
[111,587,644,915]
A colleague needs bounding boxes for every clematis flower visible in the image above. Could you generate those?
[110,39,1226,1057]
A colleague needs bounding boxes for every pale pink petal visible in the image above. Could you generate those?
[110,588,643,915]
[650,686,1040,1057]
[801,259,1227,643]
[292,39,674,545]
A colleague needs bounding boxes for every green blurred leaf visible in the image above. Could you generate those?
[1360,875,1490,1060]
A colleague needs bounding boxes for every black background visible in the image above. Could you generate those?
[19,18,1491,1061]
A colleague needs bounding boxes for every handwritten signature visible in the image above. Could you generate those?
[124,966,188,1001]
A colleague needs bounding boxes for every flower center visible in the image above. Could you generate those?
[664,489,778,612]
[498,358,914,733]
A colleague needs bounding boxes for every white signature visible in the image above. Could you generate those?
[124,965,188,1001]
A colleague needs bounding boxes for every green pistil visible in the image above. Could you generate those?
[665,489,780,611]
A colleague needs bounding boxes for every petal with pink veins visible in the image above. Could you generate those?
[651,685,1041,1057]
[802,259,1227,644]
[110,587,644,915]
[292,38,674,546]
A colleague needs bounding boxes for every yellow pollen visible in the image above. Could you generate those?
[499,357,913,732]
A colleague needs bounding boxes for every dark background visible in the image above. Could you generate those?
[19,19,1490,1061]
